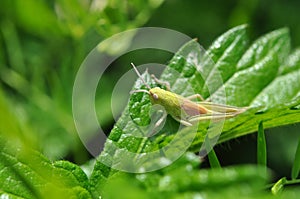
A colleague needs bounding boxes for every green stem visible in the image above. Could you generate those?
[285,178,300,185]
[205,136,221,168]
[257,121,267,168]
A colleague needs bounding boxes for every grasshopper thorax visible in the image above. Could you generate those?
[149,87,179,106]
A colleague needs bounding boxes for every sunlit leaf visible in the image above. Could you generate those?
[90,25,300,198]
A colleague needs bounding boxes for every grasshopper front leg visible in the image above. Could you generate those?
[148,110,167,137]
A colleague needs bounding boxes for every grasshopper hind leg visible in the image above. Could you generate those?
[188,112,239,123]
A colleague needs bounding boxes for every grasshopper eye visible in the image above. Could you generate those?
[153,93,159,100]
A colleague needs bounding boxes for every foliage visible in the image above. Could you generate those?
[0,0,163,161]
[89,25,300,198]
[0,1,300,198]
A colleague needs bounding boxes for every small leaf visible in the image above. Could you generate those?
[205,137,221,168]
[271,177,286,195]
[257,121,267,167]
[0,136,92,199]
[207,148,221,168]
[291,138,300,179]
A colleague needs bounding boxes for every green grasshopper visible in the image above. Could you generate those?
[130,63,247,129]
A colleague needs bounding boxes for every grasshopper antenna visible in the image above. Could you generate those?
[131,63,151,90]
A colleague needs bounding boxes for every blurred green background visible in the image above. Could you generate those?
[0,0,299,179]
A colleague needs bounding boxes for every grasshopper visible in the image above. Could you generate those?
[130,63,247,129]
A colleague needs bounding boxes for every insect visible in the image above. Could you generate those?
[130,63,247,129]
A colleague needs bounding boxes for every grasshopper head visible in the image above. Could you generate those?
[130,87,163,103]
[130,63,168,104]
[149,87,166,104]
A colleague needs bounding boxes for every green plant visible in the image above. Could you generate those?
[0,0,164,162]
[1,25,300,198]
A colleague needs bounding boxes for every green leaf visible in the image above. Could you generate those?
[207,148,221,168]
[0,191,24,199]
[271,177,286,195]
[205,137,221,168]
[90,25,300,197]
[143,165,268,194]
[291,138,300,179]
[102,154,270,199]
[0,136,92,199]
[53,161,91,192]
[257,121,267,167]
[212,27,290,106]
[251,48,300,110]
[163,27,298,150]
[153,26,299,152]
[201,24,249,98]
